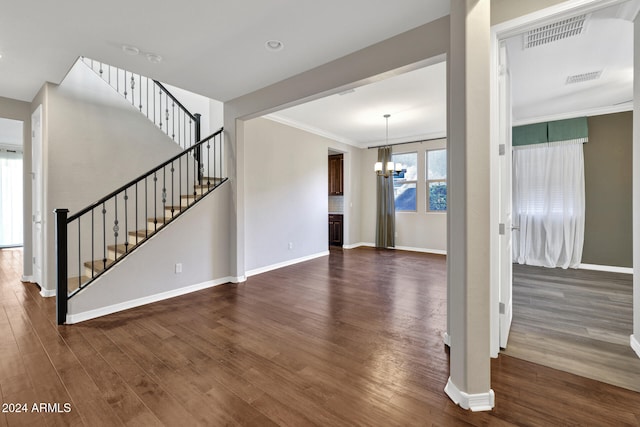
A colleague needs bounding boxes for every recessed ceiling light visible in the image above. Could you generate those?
[146,53,162,64]
[122,45,140,56]
[265,40,284,52]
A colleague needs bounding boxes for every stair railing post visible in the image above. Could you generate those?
[55,208,69,325]
[194,113,202,182]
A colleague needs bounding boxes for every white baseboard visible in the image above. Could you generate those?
[631,335,640,359]
[341,242,447,256]
[66,277,232,324]
[231,276,246,283]
[444,378,495,412]
[21,275,33,283]
[40,288,56,298]
[342,242,374,249]
[246,251,329,278]
[443,332,451,347]
[395,246,447,256]
[579,263,633,274]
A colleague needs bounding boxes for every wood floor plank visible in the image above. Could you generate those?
[1,247,640,426]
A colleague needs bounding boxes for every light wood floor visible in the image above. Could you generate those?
[504,263,640,393]
[1,247,640,426]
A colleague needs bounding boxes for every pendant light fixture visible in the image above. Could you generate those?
[374,114,402,177]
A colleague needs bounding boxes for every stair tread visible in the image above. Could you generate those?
[83,258,115,273]
[107,243,138,253]
[67,276,90,292]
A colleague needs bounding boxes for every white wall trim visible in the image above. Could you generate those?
[231,276,246,283]
[343,242,375,249]
[631,335,640,359]
[443,332,451,347]
[579,263,633,274]
[444,378,495,412]
[342,242,447,256]
[66,277,232,324]
[513,103,633,127]
[246,251,329,278]
[21,275,33,283]
[40,288,55,298]
[395,246,447,256]
[264,114,359,147]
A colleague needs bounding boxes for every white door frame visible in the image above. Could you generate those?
[31,105,44,292]
[489,0,633,357]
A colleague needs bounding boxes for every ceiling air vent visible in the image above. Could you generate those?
[565,70,602,84]
[524,14,586,48]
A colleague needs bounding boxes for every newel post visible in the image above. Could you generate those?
[55,208,69,325]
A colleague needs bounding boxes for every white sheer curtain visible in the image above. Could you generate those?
[0,151,23,247]
[512,140,585,269]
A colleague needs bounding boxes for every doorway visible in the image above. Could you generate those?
[0,118,24,248]
[491,0,639,386]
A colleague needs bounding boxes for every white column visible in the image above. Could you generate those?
[445,0,494,411]
[632,14,640,358]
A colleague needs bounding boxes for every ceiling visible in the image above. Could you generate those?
[0,0,449,103]
[270,1,638,148]
[2,1,638,149]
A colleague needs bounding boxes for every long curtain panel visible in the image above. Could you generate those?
[375,146,395,248]
[512,140,585,269]
[0,152,23,247]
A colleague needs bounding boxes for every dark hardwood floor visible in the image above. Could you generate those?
[505,263,640,393]
[1,247,639,426]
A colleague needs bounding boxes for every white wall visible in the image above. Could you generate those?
[68,182,231,321]
[41,61,189,293]
[163,83,224,138]
[244,118,360,273]
[360,139,447,253]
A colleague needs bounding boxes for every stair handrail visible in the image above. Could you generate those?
[55,127,226,324]
[81,57,202,147]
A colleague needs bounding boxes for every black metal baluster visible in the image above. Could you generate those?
[177,110,181,148]
[99,62,103,79]
[171,162,175,217]
[207,139,211,188]
[131,74,135,106]
[162,167,167,227]
[186,149,189,206]
[91,208,94,280]
[154,172,158,230]
[78,218,81,285]
[124,188,129,253]
[144,177,148,240]
[135,182,138,247]
[159,89,163,130]
[139,75,142,111]
[172,102,175,140]
[123,70,128,99]
[153,83,156,125]
[102,203,106,271]
[165,103,169,136]
[114,196,119,257]
[179,156,182,211]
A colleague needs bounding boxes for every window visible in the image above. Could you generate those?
[392,152,417,211]
[426,149,447,211]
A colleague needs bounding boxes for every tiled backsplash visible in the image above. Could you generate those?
[329,195,344,213]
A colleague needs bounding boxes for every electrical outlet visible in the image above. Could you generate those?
[175,263,182,274]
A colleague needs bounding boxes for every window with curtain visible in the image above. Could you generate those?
[0,150,23,247]
[512,140,585,269]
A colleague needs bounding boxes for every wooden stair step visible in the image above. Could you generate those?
[67,276,90,293]
[128,229,155,245]
[107,243,137,259]
[83,258,115,276]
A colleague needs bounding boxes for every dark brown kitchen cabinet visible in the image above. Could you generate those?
[328,154,343,195]
[329,214,343,246]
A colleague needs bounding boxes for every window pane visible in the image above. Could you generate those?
[392,152,417,181]
[428,182,447,211]
[427,149,447,180]
[394,182,417,211]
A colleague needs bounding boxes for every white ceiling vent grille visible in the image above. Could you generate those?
[566,70,602,84]
[524,14,586,48]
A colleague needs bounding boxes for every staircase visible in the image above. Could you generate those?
[55,60,226,324]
